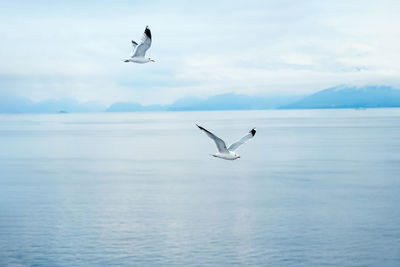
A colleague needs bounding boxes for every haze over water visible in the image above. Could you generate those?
[0,109,399,266]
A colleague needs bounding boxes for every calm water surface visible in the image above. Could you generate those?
[0,109,399,266]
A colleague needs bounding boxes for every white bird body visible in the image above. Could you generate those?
[125,57,153,64]
[124,26,155,64]
[197,124,256,160]
[212,151,239,160]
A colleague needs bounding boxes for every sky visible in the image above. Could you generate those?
[1,0,400,106]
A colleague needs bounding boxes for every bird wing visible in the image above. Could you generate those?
[130,40,138,57]
[196,124,228,153]
[228,128,256,151]
[131,26,152,58]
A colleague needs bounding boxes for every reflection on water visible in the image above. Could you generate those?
[0,109,400,266]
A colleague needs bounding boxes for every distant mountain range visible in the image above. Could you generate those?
[281,85,400,109]
[106,93,302,112]
[1,85,400,113]
[107,86,400,112]
[0,91,105,113]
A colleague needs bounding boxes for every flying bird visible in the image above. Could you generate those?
[124,26,155,64]
[196,124,256,160]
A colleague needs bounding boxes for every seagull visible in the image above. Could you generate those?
[196,124,256,160]
[124,26,155,64]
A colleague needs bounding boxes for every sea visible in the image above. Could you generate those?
[0,109,399,266]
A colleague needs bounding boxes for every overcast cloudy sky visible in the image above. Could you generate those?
[1,0,400,105]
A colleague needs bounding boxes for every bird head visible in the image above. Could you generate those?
[149,58,155,62]
[235,154,240,159]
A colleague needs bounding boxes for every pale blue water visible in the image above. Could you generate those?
[0,109,399,266]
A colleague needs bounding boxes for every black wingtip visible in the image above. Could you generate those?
[197,124,208,132]
[250,128,256,136]
[132,40,138,45]
[144,26,151,39]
